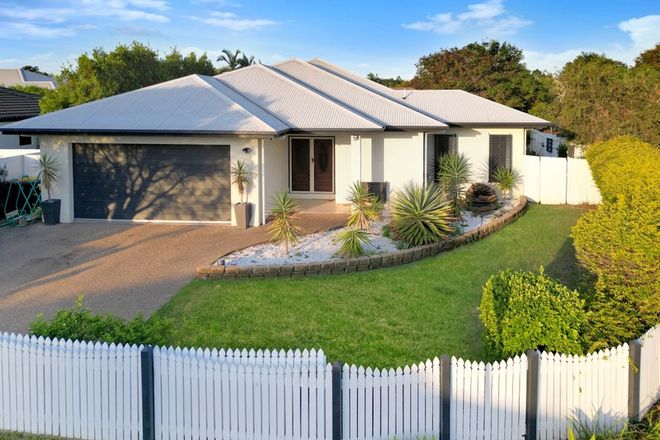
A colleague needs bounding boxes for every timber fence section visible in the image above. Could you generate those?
[0,326,658,439]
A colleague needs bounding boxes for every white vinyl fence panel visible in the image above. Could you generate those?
[451,355,527,440]
[524,155,601,204]
[639,326,660,417]
[153,346,332,440]
[0,149,40,179]
[537,345,629,440]
[342,359,441,440]
[0,333,142,440]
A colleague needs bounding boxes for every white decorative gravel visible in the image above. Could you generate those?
[216,199,518,267]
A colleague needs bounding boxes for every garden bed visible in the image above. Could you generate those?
[198,196,526,279]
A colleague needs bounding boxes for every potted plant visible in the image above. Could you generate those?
[38,153,61,225]
[231,160,252,228]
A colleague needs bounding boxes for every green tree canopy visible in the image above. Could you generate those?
[40,42,216,113]
[366,73,408,88]
[552,53,659,145]
[409,40,553,113]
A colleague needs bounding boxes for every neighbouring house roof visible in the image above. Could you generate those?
[1,59,549,136]
[0,86,41,122]
[391,89,549,127]
[0,69,57,90]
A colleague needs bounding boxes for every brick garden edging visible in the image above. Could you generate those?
[196,196,528,280]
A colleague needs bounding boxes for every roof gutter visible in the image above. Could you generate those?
[0,127,288,138]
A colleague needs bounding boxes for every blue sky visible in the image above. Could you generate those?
[0,0,658,78]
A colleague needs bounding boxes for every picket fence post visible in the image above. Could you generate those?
[141,346,155,440]
[525,350,540,440]
[332,361,343,440]
[628,340,642,423]
[440,355,451,440]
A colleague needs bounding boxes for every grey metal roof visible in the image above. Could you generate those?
[308,58,398,97]
[272,59,446,129]
[0,69,57,90]
[0,87,41,122]
[216,64,382,131]
[2,75,286,135]
[392,90,549,126]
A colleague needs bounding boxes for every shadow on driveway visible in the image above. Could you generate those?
[0,213,346,333]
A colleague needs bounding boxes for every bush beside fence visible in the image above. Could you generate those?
[0,326,658,440]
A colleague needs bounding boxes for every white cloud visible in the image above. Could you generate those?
[0,22,94,38]
[523,14,660,72]
[402,0,531,37]
[188,10,277,30]
[618,15,660,50]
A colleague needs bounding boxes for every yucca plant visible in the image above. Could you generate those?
[436,153,472,219]
[390,183,453,246]
[336,228,370,258]
[231,160,252,204]
[37,153,60,200]
[346,181,383,230]
[267,192,302,254]
[492,166,522,199]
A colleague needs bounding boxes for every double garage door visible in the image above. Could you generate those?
[73,143,231,222]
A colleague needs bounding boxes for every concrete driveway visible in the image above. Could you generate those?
[0,214,346,333]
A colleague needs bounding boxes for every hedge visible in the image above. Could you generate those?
[573,136,660,351]
[479,268,586,360]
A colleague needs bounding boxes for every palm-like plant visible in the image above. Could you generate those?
[238,53,258,67]
[217,49,243,71]
[492,167,522,199]
[336,228,370,258]
[346,182,383,230]
[390,183,453,246]
[436,153,472,219]
[267,192,302,254]
[37,153,60,200]
[231,160,252,204]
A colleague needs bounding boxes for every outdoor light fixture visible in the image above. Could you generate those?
[242,147,252,154]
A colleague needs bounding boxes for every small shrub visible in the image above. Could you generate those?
[230,160,252,204]
[492,166,522,199]
[479,268,586,359]
[336,228,370,258]
[267,192,302,254]
[0,164,8,183]
[557,143,568,158]
[380,224,391,238]
[390,183,452,247]
[436,153,472,218]
[346,181,383,230]
[29,296,172,346]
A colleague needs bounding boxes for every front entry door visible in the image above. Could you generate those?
[290,138,334,193]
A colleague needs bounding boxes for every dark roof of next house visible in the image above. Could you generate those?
[0,87,42,122]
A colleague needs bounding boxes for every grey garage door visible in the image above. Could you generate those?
[73,143,231,221]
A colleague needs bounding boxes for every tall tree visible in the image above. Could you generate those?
[635,44,660,69]
[410,40,552,113]
[40,42,217,113]
[552,53,659,144]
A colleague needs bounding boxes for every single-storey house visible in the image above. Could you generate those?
[0,59,548,226]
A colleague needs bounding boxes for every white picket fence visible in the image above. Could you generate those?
[537,345,629,440]
[0,333,143,440]
[524,155,601,205]
[0,326,658,440]
[153,346,332,439]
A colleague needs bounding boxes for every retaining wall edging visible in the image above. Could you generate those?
[196,196,528,280]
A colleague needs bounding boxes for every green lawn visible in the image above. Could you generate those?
[156,204,587,368]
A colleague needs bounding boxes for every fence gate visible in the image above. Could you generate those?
[524,155,601,205]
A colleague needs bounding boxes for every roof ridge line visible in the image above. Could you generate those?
[209,75,292,135]
[192,75,287,134]
[310,61,450,126]
[253,64,383,130]
[268,62,390,128]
